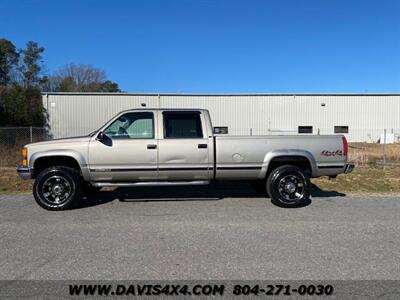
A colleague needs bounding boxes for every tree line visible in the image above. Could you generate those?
[0,38,121,126]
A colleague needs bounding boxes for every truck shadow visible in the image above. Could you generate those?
[310,183,346,197]
[77,181,346,209]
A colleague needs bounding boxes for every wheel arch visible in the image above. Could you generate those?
[260,150,317,179]
[30,150,90,180]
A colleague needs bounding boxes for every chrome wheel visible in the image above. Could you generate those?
[34,166,81,211]
[41,175,72,205]
[268,165,310,208]
[277,174,305,202]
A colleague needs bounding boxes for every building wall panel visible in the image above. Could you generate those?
[43,93,400,142]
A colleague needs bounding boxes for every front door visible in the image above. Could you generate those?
[158,111,210,180]
[88,111,158,182]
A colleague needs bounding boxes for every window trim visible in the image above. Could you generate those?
[162,111,204,139]
[104,111,155,140]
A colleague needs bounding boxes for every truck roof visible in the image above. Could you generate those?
[119,108,208,113]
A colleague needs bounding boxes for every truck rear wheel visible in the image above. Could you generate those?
[33,166,82,210]
[267,165,310,207]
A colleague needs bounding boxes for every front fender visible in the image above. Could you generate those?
[29,150,90,181]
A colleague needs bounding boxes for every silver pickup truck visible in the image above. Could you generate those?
[18,108,354,210]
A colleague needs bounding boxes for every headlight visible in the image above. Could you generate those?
[21,147,28,167]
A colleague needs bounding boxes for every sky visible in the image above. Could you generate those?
[1,0,400,93]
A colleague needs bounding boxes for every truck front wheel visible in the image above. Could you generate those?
[267,165,310,207]
[33,166,82,210]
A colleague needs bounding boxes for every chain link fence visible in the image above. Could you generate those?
[0,127,49,145]
[0,127,50,167]
[0,127,400,168]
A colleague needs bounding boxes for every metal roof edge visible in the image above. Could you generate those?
[41,92,400,96]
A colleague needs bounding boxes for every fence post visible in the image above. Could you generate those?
[30,126,33,143]
[383,129,386,170]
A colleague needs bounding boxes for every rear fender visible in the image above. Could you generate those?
[259,149,317,179]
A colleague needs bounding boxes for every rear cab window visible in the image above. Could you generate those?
[163,111,203,139]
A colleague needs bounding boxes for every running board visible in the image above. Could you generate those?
[92,180,210,187]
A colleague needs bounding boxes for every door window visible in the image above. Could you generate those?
[163,112,203,138]
[104,112,154,139]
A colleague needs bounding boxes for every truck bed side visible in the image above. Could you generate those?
[214,135,347,179]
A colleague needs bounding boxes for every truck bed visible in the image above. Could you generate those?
[214,135,347,179]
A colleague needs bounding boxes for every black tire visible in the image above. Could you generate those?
[267,165,310,208]
[33,166,82,211]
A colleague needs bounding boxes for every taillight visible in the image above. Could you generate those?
[342,136,348,156]
[21,147,28,166]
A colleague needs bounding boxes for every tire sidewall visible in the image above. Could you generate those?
[267,165,310,207]
[33,167,80,210]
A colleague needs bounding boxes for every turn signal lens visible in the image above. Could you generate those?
[21,148,28,166]
[21,148,28,158]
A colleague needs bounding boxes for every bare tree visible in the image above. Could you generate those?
[48,63,120,92]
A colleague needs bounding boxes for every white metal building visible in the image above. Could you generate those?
[42,93,400,142]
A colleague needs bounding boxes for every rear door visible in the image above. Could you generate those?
[157,111,211,180]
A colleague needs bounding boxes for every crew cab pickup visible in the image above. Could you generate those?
[17,109,354,210]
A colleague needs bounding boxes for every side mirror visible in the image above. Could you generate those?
[97,131,106,141]
[96,131,112,146]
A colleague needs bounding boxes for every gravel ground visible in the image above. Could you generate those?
[1,182,400,280]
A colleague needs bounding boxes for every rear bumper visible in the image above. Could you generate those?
[17,166,33,180]
[344,163,355,174]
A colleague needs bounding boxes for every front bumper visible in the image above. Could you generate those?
[344,163,355,174]
[17,166,33,180]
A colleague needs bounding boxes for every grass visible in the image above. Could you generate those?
[0,145,21,168]
[311,167,400,195]
[349,142,400,166]
[0,167,33,194]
